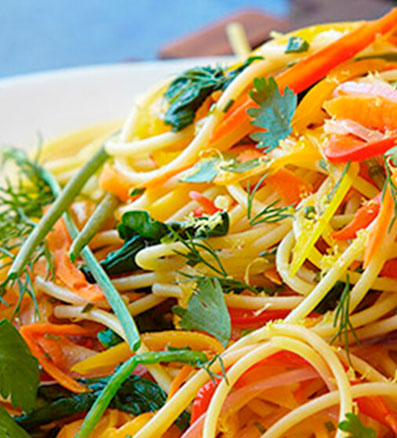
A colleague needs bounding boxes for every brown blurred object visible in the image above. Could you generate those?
[158,0,394,59]
[292,0,393,27]
[158,9,290,59]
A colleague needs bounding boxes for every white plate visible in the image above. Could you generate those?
[0,57,231,150]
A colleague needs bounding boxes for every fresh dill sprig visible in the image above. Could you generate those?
[249,199,294,226]
[168,226,265,294]
[169,228,227,277]
[247,173,267,220]
[330,275,359,364]
[0,148,55,312]
[200,354,229,385]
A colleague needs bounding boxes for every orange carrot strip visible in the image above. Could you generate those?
[20,327,87,393]
[364,184,394,268]
[37,335,65,367]
[265,168,312,205]
[22,322,94,337]
[98,164,133,202]
[167,365,193,401]
[47,219,104,302]
[332,193,381,240]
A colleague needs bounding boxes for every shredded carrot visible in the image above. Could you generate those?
[364,183,395,268]
[98,164,134,202]
[22,322,94,336]
[46,218,105,302]
[265,168,312,205]
[167,365,193,401]
[20,325,87,393]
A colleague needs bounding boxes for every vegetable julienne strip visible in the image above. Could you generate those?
[3,9,397,438]
[43,157,141,352]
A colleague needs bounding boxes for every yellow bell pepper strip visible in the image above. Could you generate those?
[289,162,359,276]
[72,330,224,375]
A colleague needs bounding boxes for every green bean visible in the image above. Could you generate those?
[43,169,141,353]
[70,192,119,262]
[8,146,108,280]
[76,350,208,438]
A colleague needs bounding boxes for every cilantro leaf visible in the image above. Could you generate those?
[0,405,30,438]
[0,319,39,413]
[181,159,218,183]
[285,36,310,53]
[173,278,231,347]
[248,77,297,152]
[338,413,376,438]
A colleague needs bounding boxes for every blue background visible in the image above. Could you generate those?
[0,0,289,78]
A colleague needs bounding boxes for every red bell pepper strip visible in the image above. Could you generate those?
[324,134,397,163]
[356,395,397,434]
[190,379,219,425]
[190,350,309,425]
[229,308,290,328]
[380,258,397,278]
[211,8,397,145]
[332,193,381,240]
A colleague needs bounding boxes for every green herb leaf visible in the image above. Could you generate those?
[83,210,229,279]
[118,211,168,241]
[0,405,30,438]
[338,413,376,438]
[16,374,190,433]
[285,36,310,53]
[248,77,297,152]
[0,319,40,412]
[181,159,218,183]
[97,328,123,349]
[220,158,260,173]
[164,60,256,131]
[173,278,231,347]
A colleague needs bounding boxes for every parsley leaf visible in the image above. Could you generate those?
[248,77,297,152]
[0,405,30,438]
[181,156,262,183]
[173,278,231,347]
[0,319,39,413]
[181,159,219,183]
[285,36,310,53]
[164,60,258,131]
[338,413,376,438]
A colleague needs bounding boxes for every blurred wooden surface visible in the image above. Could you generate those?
[159,0,395,58]
[159,10,289,58]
